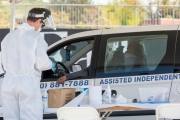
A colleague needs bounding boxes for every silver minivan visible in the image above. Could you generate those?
[1,25,180,120]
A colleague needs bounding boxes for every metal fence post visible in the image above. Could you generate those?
[173,7,175,24]
[135,6,137,26]
[25,5,27,22]
[98,6,100,29]
[10,0,15,32]
[61,6,63,26]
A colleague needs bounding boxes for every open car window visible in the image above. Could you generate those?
[49,41,89,63]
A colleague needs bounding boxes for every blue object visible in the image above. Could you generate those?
[66,50,70,61]
[77,104,80,107]
[80,88,88,93]
[148,96,154,102]
[52,62,55,69]
[138,101,170,104]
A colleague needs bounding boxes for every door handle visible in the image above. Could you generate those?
[174,69,180,73]
[139,73,149,75]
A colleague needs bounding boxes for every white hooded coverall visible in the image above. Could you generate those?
[1,23,52,120]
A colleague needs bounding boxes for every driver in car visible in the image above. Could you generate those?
[56,42,118,84]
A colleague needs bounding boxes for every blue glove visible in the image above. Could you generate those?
[52,62,55,69]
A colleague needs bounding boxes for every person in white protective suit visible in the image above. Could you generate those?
[1,8,56,120]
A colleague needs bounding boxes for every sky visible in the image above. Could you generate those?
[42,0,148,4]
[93,0,110,4]
[42,0,111,4]
[96,0,177,5]
[42,0,175,5]
[93,0,151,5]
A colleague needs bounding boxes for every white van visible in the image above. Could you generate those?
[1,25,180,120]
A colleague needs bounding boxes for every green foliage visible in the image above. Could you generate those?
[99,0,142,28]
[50,0,92,4]
[0,0,179,29]
[18,0,46,4]
[146,0,175,19]
[166,15,172,18]
[51,10,71,25]
[0,6,11,28]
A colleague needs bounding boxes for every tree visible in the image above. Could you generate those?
[18,0,46,4]
[146,0,177,23]
[48,0,93,28]
[50,0,92,4]
[121,0,141,5]
[51,10,71,28]
[99,0,142,27]
[146,0,172,5]
[78,7,98,29]
[138,0,173,25]
[0,5,11,28]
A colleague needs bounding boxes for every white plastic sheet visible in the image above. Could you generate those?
[139,87,169,102]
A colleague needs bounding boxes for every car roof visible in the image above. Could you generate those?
[48,29,102,49]
[102,24,178,34]
[48,24,178,49]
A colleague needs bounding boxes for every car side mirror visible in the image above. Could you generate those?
[70,64,82,72]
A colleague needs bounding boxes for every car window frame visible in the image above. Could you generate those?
[95,31,177,78]
[43,35,101,81]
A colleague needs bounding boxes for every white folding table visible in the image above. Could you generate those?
[44,103,170,120]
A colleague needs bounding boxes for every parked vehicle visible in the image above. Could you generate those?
[1,25,180,119]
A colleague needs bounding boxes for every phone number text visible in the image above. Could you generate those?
[40,80,89,89]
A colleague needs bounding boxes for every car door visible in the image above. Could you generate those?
[170,25,180,102]
[95,26,178,106]
[40,34,101,90]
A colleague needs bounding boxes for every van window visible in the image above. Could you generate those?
[49,41,89,63]
[104,34,168,73]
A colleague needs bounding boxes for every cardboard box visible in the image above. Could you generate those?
[48,88,75,108]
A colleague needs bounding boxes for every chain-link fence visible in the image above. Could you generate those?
[1,4,180,29]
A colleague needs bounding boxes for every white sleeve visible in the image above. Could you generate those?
[0,54,5,75]
[35,35,52,71]
[1,34,7,74]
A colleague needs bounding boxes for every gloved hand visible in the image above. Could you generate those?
[52,61,55,69]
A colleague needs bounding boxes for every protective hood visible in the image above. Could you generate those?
[18,23,35,30]
[28,8,56,30]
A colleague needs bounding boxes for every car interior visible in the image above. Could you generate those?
[41,40,94,80]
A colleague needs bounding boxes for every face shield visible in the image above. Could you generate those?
[28,8,56,30]
[41,8,56,30]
